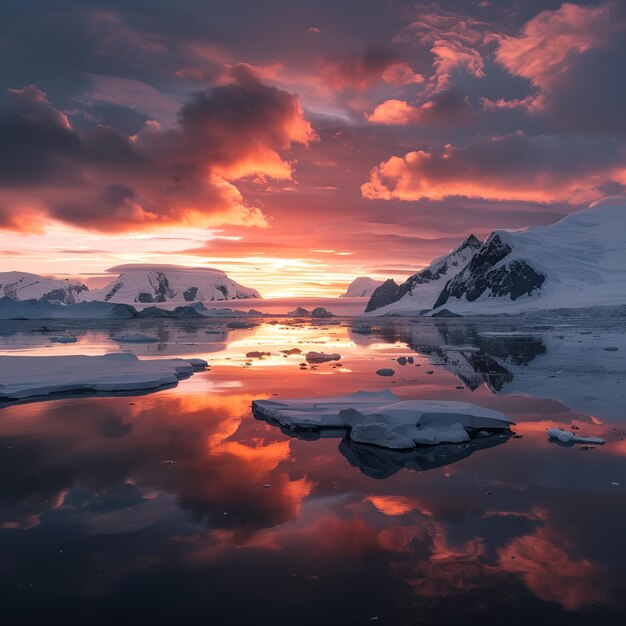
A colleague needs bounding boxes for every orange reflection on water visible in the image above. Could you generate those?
[498,526,610,610]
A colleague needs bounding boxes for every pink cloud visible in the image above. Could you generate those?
[496,2,616,92]
[367,89,474,126]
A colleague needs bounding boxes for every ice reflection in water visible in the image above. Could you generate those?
[0,317,625,625]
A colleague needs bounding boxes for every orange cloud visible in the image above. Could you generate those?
[362,132,626,204]
[368,90,474,126]
[367,99,420,125]
[0,68,316,234]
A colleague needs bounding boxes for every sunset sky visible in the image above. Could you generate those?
[1,0,625,297]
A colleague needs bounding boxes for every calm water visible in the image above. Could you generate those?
[1,317,625,625]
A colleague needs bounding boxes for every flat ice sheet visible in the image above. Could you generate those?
[0,353,207,400]
[252,390,513,450]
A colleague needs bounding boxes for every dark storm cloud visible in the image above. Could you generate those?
[0,69,315,232]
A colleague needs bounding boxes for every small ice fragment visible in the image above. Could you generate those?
[376,368,395,377]
[246,351,271,359]
[547,428,605,445]
[305,351,341,363]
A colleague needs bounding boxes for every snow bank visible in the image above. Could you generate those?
[0,353,207,400]
[252,390,513,450]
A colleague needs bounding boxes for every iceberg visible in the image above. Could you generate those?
[252,390,513,450]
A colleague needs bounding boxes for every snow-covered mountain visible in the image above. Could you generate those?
[84,265,260,304]
[0,271,89,304]
[367,197,626,316]
[341,277,384,298]
[365,235,482,313]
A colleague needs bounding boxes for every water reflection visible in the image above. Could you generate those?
[1,317,625,624]
[339,433,513,479]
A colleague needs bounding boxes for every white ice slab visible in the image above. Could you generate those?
[0,353,207,400]
[547,428,605,445]
[252,390,513,449]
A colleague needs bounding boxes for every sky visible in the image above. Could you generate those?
[1,0,625,297]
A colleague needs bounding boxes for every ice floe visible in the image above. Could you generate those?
[252,390,513,450]
[547,428,605,445]
[0,353,207,400]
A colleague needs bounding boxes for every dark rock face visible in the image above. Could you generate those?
[311,307,335,318]
[137,292,154,303]
[365,235,482,313]
[41,283,89,304]
[365,279,401,312]
[151,272,174,302]
[183,286,198,302]
[434,234,546,308]
[103,281,123,302]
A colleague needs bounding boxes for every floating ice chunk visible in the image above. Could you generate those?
[114,334,159,343]
[305,351,341,363]
[0,353,207,400]
[376,368,395,377]
[252,390,513,450]
[547,428,605,445]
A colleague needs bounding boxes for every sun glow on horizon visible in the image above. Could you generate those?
[0,224,400,298]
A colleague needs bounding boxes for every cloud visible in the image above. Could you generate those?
[496,2,615,92]
[319,48,423,91]
[404,4,494,94]
[494,1,626,134]
[0,69,316,233]
[367,89,474,126]
[361,131,626,204]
